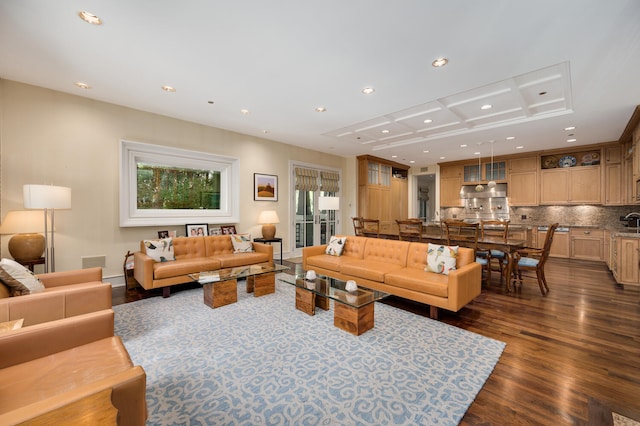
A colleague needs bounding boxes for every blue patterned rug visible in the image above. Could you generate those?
[114,276,505,425]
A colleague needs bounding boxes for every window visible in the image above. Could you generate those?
[120,140,239,227]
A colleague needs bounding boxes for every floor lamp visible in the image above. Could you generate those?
[23,184,72,272]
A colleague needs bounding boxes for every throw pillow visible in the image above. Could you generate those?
[425,243,458,275]
[0,318,24,334]
[144,238,175,262]
[0,259,45,296]
[230,233,254,253]
[325,236,346,256]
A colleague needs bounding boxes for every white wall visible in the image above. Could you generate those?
[0,79,349,279]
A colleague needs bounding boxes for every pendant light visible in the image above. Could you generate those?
[475,150,484,192]
[488,141,497,188]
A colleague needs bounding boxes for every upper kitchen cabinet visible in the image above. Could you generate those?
[539,149,602,205]
[619,106,640,204]
[508,156,538,206]
[439,165,464,207]
[357,155,409,230]
[604,143,623,205]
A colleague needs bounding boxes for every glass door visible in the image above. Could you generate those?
[291,165,340,258]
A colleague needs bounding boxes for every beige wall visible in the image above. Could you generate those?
[0,79,351,279]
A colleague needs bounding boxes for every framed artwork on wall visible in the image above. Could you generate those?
[186,224,208,237]
[254,173,278,201]
[220,225,237,235]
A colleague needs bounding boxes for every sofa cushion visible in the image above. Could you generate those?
[216,252,270,268]
[143,238,175,262]
[340,260,405,282]
[230,234,254,253]
[340,236,368,259]
[362,238,409,267]
[325,236,346,256]
[425,244,458,275]
[384,268,449,298]
[306,253,358,273]
[0,260,45,296]
[153,257,221,279]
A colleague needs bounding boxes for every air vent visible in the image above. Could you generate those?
[420,167,429,173]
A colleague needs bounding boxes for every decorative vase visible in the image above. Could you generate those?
[345,280,357,292]
[305,270,316,280]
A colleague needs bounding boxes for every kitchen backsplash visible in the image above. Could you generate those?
[441,205,640,229]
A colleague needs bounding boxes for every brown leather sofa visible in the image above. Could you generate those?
[303,236,482,319]
[0,267,112,326]
[0,309,147,425]
[134,235,273,296]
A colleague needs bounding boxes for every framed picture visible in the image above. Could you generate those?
[254,173,278,201]
[220,225,237,235]
[157,230,169,238]
[209,227,222,236]
[186,224,208,237]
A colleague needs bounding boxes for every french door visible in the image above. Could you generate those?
[291,165,340,258]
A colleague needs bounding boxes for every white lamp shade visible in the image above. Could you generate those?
[318,196,340,211]
[23,184,72,209]
[0,210,45,234]
[258,210,280,224]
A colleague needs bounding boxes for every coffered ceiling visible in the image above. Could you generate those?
[1,1,639,167]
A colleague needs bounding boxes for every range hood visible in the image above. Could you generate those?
[460,183,507,199]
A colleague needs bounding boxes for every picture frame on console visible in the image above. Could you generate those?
[220,225,236,235]
[186,224,208,237]
[254,173,278,201]
[157,230,169,238]
[209,227,222,236]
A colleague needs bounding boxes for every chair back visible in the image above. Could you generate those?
[396,219,423,242]
[443,219,479,252]
[480,219,509,242]
[360,218,380,238]
[539,223,559,265]
[352,217,364,236]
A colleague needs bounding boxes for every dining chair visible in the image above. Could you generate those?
[512,223,559,295]
[480,219,510,283]
[443,220,490,284]
[396,219,423,242]
[360,218,380,238]
[352,217,365,236]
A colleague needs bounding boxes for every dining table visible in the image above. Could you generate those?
[364,230,527,292]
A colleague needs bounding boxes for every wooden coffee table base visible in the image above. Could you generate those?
[294,287,373,335]
[246,272,275,296]
[203,279,237,308]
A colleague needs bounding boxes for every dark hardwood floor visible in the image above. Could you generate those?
[112,258,640,425]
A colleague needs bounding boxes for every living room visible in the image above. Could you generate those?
[1,1,640,425]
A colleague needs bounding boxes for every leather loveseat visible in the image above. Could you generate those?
[303,236,481,319]
[134,235,273,297]
[0,267,112,326]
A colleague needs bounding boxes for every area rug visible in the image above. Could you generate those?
[114,277,505,425]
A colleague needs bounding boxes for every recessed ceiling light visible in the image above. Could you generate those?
[381,129,390,134]
[516,146,524,149]
[506,136,515,140]
[564,126,576,131]
[263,130,270,134]
[473,151,480,155]
[361,87,375,95]
[240,109,250,115]
[78,11,102,25]
[410,160,415,164]
[480,104,492,110]
[207,100,214,104]
[423,119,433,124]
[423,150,430,153]
[460,144,467,148]
[567,138,577,143]
[439,156,446,160]
[538,91,547,96]
[74,82,90,89]
[432,57,448,67]
[391,155,397,158]
[161,85,176,92]
[315,107,326,112]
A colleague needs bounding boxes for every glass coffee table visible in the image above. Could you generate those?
[278,272,389,335]
[190,263,288,309]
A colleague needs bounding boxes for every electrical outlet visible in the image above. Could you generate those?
[521,214,527,220]
[452,214,457,218]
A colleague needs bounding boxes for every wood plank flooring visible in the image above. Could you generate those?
[112,258,640,425]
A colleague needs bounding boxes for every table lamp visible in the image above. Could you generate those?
[258,210,280,240]
[318,196,340,211]
[0,210,45,262]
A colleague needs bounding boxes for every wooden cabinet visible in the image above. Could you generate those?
[508,156,538,206]
[537,228,570,258]
[570,228,604,261]
[604,230,611,268]
[605,163,623,205]
[616,237,640,285]
[540,166,601,204]
[439,165,463,207]
[357,155,409,227]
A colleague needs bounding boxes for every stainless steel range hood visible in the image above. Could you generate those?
[460,183,507,199]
